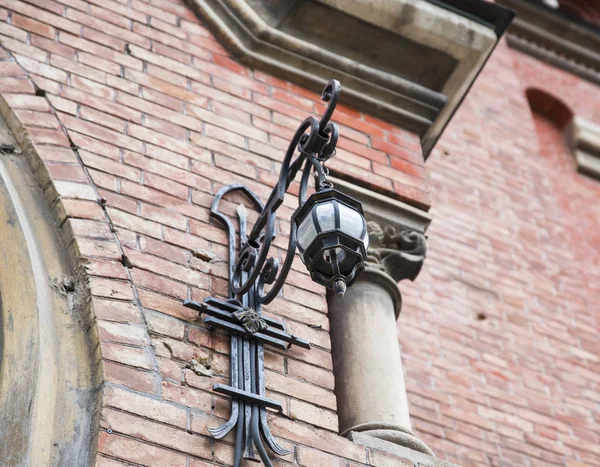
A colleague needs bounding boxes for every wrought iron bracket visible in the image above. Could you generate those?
[183,80,343,466]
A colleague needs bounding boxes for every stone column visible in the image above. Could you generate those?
[327,221,433,455]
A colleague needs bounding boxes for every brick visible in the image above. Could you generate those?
[144,309,185,339]
[70,135,119,162]
[103,360,158,393]
[124,248,208,288]
[98,432,187,467]
[0,61,26,77]
[123,68,208,108]
[12,13,56,38]
[68,213,111,235]
[102,339,153,370]
[289,399,338,431]
[29,127,70,146]
[31,34,75,57]
[161,381,212,413]
[3,93,51,111]
[147,17,187,40]
[77,237,121,259]
[0,19,31,42]
[106,207,161,238]
[14,109,60,129]
[131,268,188,299]
[0,0,80,33]
[62,198,106,220]
[266,370,336,410]
[104,385,187,428]
[139,235,188,265]
[86,259,128,280]
[139,88,183,113]
[90,276,134,301]
[52,180,97,201]
[65,9,150,48]
[85,0,145,22]
[61,113,143,152]
[138,288,198,322]
[119,177,208,222]
[21,0,64,15]
[287,359,335,390]
[79,150,140,181]
[93,299,143,323]
[71,75,114,100]
[104,408,212,459]
[88,4,132,29]
[0,77,36,94]
[46,95,77,115]
[270,416,366,463]
[60,86,141,123]
[297,446,348,467]
[98,320,149,346]
[81,27,126,51]
[0,36,48,62]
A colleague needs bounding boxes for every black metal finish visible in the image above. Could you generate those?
[183,80,358,466]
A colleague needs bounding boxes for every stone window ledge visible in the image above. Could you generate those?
[566,116,600,179]
[186,0,513,157]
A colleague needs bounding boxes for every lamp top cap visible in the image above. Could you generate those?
[293,188,365,225]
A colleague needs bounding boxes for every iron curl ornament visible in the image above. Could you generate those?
[183,79,369,466]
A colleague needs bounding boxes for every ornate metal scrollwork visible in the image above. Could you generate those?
[183,80,344,467]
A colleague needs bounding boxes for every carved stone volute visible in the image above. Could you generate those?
[366,221,427,283]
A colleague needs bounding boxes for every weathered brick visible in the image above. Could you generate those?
[98,431,187,467]
[104,385,187,428]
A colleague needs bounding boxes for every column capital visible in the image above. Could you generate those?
[366,220,427,280]
[359,221,428,319]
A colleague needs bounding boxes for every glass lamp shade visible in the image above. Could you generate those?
[293,189,369,296]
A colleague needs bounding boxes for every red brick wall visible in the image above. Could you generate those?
[0,1,599,466]
[401,42,600,466]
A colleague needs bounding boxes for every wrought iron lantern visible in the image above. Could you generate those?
[294,188,368,297]
[183,79,368,467]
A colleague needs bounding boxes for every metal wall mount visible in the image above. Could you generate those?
[183,80,348,466]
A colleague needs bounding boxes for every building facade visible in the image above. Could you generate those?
[0,0,598,466]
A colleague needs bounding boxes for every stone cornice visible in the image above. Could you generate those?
[566,116,600,180]
[506,35,600,87]
[498,0,600,85]
[186,0,513,158]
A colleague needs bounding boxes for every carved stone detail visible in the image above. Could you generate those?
[366,221,427,283]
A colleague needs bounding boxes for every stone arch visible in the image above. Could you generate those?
[0,61,105,465]
[525,88,574,129]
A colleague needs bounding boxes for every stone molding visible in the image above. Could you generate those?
[185,0,513,157]
[498,0,600,86]
[566,116,600,179]
[0,68,102,465]
[329,176,432,233]
[507,35,600,87]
